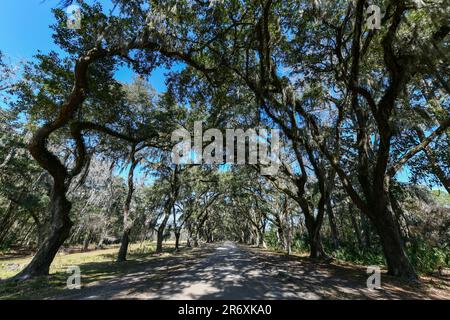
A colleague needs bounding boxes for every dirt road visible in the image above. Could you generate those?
[55,241,449,300]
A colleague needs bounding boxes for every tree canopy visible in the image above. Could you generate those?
[0,0,449,283]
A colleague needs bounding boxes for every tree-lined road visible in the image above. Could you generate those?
[55,242,448,300]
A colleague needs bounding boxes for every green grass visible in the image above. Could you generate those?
[0,241,178,300]
[431,189,450,206]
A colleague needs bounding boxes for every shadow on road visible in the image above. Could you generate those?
[51,241,448,300]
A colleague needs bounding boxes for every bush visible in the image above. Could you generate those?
[323,239,449,274]
[291,233,309,253]
[264,228,279,249]
[408,239,449,274]
[328,242,385,266]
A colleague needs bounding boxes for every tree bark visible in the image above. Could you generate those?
[29,211,48,249]
[370,203,416,279]
[304,213,326,259]
[117,229,131,261]
[258,219,267,248]
[327,197,340,249]
[11,48,104,281]
[389,189,411,240]
[117,149,139,262]
[349,203,363,249]
[156,166,180,253]
[287,215,295,255]
[273,213,284,250]
[13,180,73,280]
[298,194,327,259]
[174,232,181,251]
[360,211,371,248]
[186,224,192,247]
[193,234,199,247]
[156,213,170,253]
[82,230,90,252]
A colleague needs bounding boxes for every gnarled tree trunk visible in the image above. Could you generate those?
[369,192,417,279]
[304,213,326,259]
[11,48,104,281]
[327,197,340,249]
[13,179,73,280]
[174,231,181,250]
[117,229,131,262]
[156,166,180,253]
[298,191,327,259]
[156,212,171,253]
[117,149,139,262]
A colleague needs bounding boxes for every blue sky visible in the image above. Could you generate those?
[0,0,172,183]
[0,1,61,59]
[0,0,431,187]
[0,0,169,92]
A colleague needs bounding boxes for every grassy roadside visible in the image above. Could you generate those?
[0,241,180,300]
[251,245,450,298]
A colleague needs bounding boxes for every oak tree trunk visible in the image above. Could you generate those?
[369,204,417,279]
[117,152,138,262]
[175,232,181,250]
[13,182,73,280]
[349,204,363,249]
[82,231,90,252]
[360,211,371,248]
[303,210,327,259]
[156,213,170,253]
[117,229,130,262]
[327,198,340,249]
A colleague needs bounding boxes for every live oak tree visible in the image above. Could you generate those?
[115,78,169,262]
[7,0,226,280]
[295,0,450,279]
